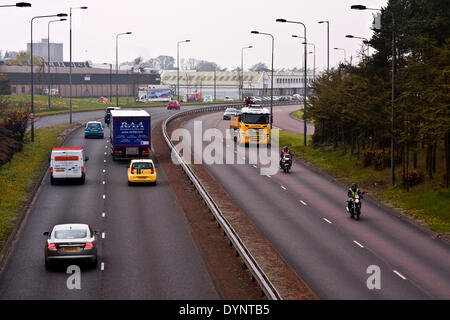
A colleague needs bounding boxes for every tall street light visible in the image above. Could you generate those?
[115,32,132,107]
[48,18,66,110]
[351,4,396,185]
[241,45,253,101]
[334,47,346,63]
[69,6,88,124]
[251,31,274,129]
[30,13,67,142]
[304,42,316,80]
[0,2,30,8]
[276,18,308,146]
[346,34,370,56]
[318,20,329,73]
[177,40,190,102]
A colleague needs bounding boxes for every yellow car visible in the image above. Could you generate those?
[127,159,157,186]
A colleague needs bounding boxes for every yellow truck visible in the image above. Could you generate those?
[230,105,271,145]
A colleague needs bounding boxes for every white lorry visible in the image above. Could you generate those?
[49,147,89,184]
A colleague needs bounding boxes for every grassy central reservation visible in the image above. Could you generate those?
[7,94,238,117]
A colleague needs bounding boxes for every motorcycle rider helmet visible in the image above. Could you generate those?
[351,183,357,191]
[283,146,289,152]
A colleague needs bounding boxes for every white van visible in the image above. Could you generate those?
[49,147,89,184]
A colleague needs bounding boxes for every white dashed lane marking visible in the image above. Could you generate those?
[281,186,287,190]
[323,218,332,224]
[101,262,105,271]
[103,195,106,200]
[102,212,106,218]
[300,200,307,206]
[102,232,105,239]
[353,240,365,248]
[393,270,407,280]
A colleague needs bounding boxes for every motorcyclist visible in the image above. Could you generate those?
[347,183,363,212]
[245,96,253,106]
[280,146,293,169]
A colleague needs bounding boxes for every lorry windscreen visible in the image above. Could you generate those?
[241,113,270,124]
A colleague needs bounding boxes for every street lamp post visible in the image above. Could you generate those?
[351,4,396,185]
[334,47,346,63]
[241,45,252,101]
[48,18,66,110]
[276,18,308,146]
[103,63,112,101]
[177,40,190,102]
[251,31,274,129]
[31,13,67,142]
[318,20,329,73]
[346,34,370,56]
[305,43,316,80]
[115,32,132,107]
[69,6,87,124]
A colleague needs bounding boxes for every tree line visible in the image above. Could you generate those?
[307,0,450,189]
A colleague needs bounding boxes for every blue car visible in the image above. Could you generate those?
[84,121,104,138]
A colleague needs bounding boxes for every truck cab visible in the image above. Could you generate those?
[230,105,271,146]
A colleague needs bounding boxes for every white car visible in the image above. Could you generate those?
[224,96,233,101]
[49,147,89,184]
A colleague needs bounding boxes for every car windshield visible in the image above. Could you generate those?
[241,113,270,124]
[132,162,153,170]
[225,109,236,113]
[54,229,87,239]
[87,123,101,128]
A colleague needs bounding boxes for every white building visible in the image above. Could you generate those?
[160,70,316,100]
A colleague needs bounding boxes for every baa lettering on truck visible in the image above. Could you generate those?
[114,118,150,147]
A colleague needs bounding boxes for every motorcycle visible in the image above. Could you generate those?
[281,153,292,173]
[346,192,365,220]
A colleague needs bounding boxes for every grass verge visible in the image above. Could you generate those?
[280,129,450,232]
[0,124,70,251]
[5,95,238,117]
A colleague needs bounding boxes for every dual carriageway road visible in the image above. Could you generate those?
[0,103,449,299]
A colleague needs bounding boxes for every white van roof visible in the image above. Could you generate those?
[110,109,150,117]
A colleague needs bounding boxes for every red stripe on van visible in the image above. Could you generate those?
[55,156,79,161]
[52,147,83,150]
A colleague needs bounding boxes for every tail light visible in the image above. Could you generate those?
[131,168,134,174]
[47,243,57,250]
[113,150,122,154]
[150,168,154,174]
[81,167,85,174]
[84,242,94,249]
[50,167,53,173]
[99,128,103,131]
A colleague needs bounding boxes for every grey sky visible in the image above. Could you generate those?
[0,0,388,71]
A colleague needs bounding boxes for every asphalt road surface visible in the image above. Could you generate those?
[0,107,220,299]
[180,111,450,299]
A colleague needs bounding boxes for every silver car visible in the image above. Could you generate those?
[44,224,99,270]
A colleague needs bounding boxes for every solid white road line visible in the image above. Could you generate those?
[323,218,332,224]
[300,200,308,206]
[393,270,407,280]
[353,240,365,248]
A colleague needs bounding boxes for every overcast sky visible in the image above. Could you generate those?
[0,0,388,71]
